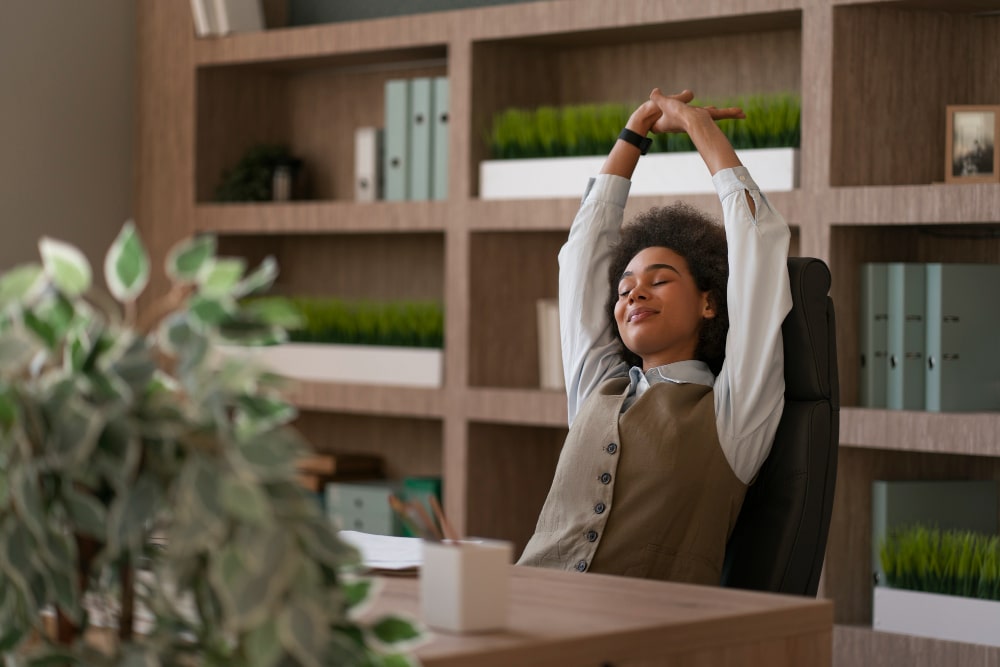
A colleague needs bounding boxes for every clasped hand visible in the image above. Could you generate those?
[633,88,745,136]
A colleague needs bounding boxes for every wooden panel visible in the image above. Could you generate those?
[194,201,450,234]
[841,408,1000,456]
[216,232,445,301]
[293,411,442,480]
[830,6,1000,186]
[468,231,565,388]
[829,184,1000,225]
[136,0,197,302]
[465,422,566,558]
[834,625,1000,667]
[824,447,1000,625]
[465,388,568,427]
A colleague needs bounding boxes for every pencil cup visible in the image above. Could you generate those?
[419,539,512,633]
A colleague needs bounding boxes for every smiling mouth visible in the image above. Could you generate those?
[628,309,656,323]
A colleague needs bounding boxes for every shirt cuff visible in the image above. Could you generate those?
[582,173,631,207]
[712,166,759,202]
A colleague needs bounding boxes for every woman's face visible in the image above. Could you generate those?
[613,246,715,371]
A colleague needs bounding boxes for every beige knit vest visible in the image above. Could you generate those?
[517,377,747,585]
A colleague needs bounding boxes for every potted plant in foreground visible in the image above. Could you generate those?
[0,223,423,665]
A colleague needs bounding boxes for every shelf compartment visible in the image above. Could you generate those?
[470,11,802,198]
[830,3,1000,187]
[195,48,447,204]
[468,230,563,389]
[194,201,450,234]
[294,410,443,482]
[829,223,1000,408]
[215,231,445,302]
[824,447,1000,627]
[465,421,566,558]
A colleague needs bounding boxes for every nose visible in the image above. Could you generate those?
[627,286,647,302]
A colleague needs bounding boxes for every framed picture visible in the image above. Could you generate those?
[945,105,1000,184]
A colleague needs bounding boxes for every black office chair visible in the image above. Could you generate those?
[720,257,840,597]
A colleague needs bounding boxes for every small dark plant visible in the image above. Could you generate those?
[214,144,296,202]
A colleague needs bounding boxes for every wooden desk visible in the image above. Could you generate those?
[370,565,832,667]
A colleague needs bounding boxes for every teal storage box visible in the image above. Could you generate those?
[326,481,401,535]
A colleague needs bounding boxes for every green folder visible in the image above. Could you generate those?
[400,476,442,538]
[384,79,410,201]
[859,263,888,408]
[925,263,1000,411]
[886,263,925,410]
[431,76,450,201]
[407,77,433,201]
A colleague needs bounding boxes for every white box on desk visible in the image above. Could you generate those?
[420,539,512,633]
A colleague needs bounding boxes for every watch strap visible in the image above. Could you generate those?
[618,128,653,155]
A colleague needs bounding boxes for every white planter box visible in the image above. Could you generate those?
[873,586,1000,647]
[480,147,799,199]
[218,342,443,388]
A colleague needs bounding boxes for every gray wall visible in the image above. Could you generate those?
[0,1,136,273]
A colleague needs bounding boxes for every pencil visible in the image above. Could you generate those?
[429,494,460,542]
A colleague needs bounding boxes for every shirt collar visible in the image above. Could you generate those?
[628,359,715,391]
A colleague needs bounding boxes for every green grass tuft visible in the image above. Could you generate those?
[880,524,1000,601]
[487,93,800,159]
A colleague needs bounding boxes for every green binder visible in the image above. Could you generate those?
[925,263,1000,411]
[400,476,442,538]
[872,480,998,588]
[886,263,925,410]
[407,77,433,201]
[431,76,449,201]
[859,263,888,408]
[383,78,410,201]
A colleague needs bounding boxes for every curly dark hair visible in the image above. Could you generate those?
[605,202,729,374]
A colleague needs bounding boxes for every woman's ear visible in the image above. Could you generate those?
[702,292,717,320]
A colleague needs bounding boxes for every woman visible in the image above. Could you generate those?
[517,88,792,585]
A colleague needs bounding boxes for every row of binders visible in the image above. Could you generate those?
[355,76,450,202]
[859,262,1000,412]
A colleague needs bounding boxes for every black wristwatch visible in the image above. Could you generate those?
[618,128,653,155]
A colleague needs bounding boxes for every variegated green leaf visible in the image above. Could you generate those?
[188,294,235,328]
[39,237,92,297]
[243,618,284,667]
[277,598,329,667]
[166,234,216,283]
[0,263,44,310]
[241,296,304,330]
[235,256,278,298]
[0,332,35,375]
[62,487,108,540]
[198,257,246,298]
[104,221,150,302]
[221,477,270,523]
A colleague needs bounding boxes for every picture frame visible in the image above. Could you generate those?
[945,105,1000,184]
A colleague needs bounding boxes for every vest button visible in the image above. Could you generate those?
[606,442,617,454]
[594,502,606,514]
[586,530,598,542]
[576,560,588,572]
[600,472,612,484]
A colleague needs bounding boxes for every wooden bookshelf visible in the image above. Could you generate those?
[135,1,1000,661]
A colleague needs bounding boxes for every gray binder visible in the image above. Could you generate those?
[925,263,1000,411]
[886,263,925,410]
[860,263,888,408]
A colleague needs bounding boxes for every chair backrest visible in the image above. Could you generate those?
[720,257,840,596]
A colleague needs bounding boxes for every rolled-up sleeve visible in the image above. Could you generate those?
[712,166,793,484]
